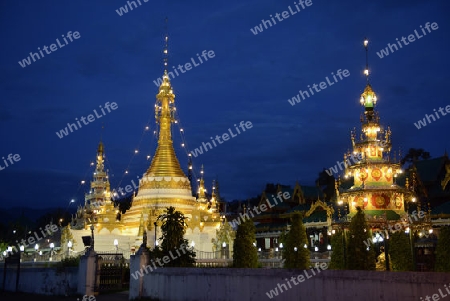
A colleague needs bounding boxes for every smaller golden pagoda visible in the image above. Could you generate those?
[71,141,120,232]
[339,39,415,217]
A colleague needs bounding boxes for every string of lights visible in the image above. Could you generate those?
[75,108,205,202]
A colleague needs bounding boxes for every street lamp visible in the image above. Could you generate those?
[90,224,95,250]
[49,243,54,261]
[114,239,119,252]
[154,222,157,248]
[19,245,24,262]
[34,244,39,262]
[67,241,72,257]
[222,242,227,259]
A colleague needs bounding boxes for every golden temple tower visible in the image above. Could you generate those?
[71,141,120,231]
[339,39,415,217]
[121,69,198,230]
[121,32,220,249]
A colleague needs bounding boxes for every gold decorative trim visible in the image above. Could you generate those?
[305,200,334,219]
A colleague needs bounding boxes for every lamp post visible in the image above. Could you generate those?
[34,244,39,262]
[67,241,72,258]
[49,243,54,261]
[90,224,95,250]
[154,222,157,248]
[222,242,226,259]
[114,239,119,252]
[19,245,24,262]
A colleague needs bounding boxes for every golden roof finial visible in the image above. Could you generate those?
[163,17,169,74]
[145,19,186,178]
[198,164,206,199]
[359,38,379,122]
[363,38,369,81]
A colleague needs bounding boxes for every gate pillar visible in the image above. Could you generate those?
[129,244,149,299]
[77,248,97,296]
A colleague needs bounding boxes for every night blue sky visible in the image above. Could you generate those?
[0,0,449,209]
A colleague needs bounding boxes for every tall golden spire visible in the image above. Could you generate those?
[145,20,186,178]
[359,38,378,122]
[198,164,206,199]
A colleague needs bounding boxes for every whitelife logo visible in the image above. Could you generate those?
[55,102,118,139]
[0,153,21,171]
[265,263,328,299]
[413,105,450,129]
[376,22,439,59]
[228,192,291,229]
[18,31,81,68]
[250,0,313,35]
[115,0,149,16]
[131,244,191,279]
[0,223,59,260]
[363,210,427,249]
[190,121,252,158]
[287,69,350,106]
[152,50,215,87]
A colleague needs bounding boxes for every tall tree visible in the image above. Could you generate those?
[283,212,310,269]
[211,221,235,252]
[233,219,258,268]
[401,148,431,167]
[316,169,336,201]
[435,226,450,272]
[389,232,413,271]
[329,230,346,269]
[347,207,376,270]
[157,206,195,267]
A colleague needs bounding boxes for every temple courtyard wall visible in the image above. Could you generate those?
[0,265,78,296]
[130,266,450,301]
[2,262,449,300]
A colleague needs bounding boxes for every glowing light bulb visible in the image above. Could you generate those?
[145,126,149,130]
[134,150,138,154]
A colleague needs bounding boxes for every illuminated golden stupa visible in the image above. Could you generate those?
[339,39,415,218]
[120,69,221,247]
[68,34,221,254]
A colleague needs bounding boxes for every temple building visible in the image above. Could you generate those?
[66,38,221,255]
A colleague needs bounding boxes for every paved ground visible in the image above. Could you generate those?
[0,290,130,301]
